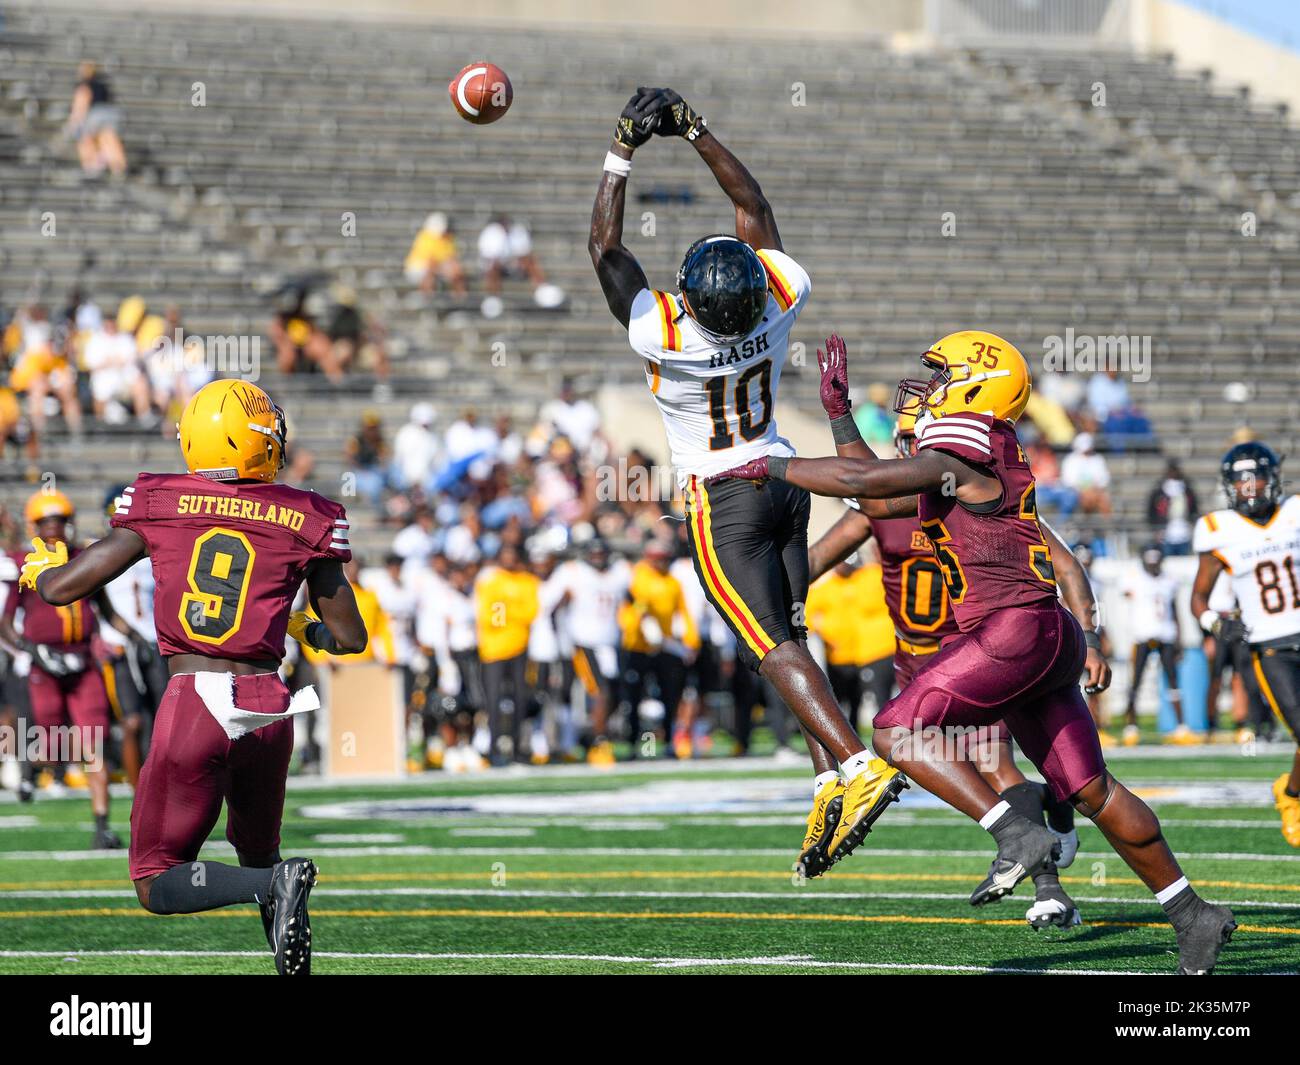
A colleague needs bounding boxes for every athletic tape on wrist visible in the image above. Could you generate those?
[767,456,790,480]
[603,151,632,177]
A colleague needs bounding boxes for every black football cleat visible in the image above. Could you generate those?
[269,858,317,976]
[1176,902,1236,974]
[92,828,123,850]
[260,899,275,951]
[17,779,34,804]
[971,822,1059,907]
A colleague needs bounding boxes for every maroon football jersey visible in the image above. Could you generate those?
[109,473,350,662]
[915,413,1057,632]
[866,513,960,646]
[2,545,96,653]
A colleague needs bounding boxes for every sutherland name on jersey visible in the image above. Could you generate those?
[174,493,307,531]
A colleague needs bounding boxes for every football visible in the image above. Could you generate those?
[448,61,513,124]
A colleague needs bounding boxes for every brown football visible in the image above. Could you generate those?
[448,61,513,125]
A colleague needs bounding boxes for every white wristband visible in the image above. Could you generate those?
[1199,609,1220,634]
[603,151,632,177]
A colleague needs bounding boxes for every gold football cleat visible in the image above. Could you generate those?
[1097,730,1118,748]
[826,759,908,865]
[796,776,845,879]
[1272,774,1300,848]
[586,740,616,767]
[1122,725,1141,747]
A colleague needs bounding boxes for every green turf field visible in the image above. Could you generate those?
[1,745,1296,975]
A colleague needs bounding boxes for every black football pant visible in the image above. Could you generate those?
[482,653,529,760]
[1250,641,1300,741]
[622,650,686,755]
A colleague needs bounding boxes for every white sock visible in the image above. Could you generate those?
[841,751,874,779]
[813,770,840,798]
[1155,876,1190,905]
[978,800,1012,831]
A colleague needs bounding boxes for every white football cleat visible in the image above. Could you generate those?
[1049,826,1079,869]
[1026,896,1082,930]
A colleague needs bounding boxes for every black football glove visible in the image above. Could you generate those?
[613,88,663,151]
[23,640,75,677]
[650,87,707,141]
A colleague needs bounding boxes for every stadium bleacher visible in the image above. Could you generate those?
[1,2,1298,554]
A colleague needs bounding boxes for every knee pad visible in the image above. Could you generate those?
[1071,769,1117,820]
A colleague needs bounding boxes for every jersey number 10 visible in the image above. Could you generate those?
[706,360,773,451]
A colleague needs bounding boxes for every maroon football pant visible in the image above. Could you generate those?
[875,602,1103,802]
[28,666,111,758]
[129,672,294,881]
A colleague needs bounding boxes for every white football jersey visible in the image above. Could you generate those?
[627,247,810,485]
[1193,495,1300,644]
[104,556,157,643]
[552,558,630,649]
[1120,568,1179,644]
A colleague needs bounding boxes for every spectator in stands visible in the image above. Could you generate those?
[8,304,81,450]
[475,544,540,765]
[392,505,438,563]
[1027,439,1077,517]
[539,377,601,454]
[144,304,211,425]
[319,285,390,388]
[477,215,564,316]
[65,62,126,177]
[82,316,151,426]
[390,402,441,493]
[1086,370,1130,424]
[1147,459,1197,555]
[444,407,497,469]
[1060,432,1112,516]
[404,213,468,298]
[345,411,390,506]
[444,503,489,565]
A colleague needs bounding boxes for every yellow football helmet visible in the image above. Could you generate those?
[178,379,286,482]
[893,409,918,458]
[893,330,1031,424]
[25,488,74,526]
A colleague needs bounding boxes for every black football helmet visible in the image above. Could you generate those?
[676,235,768,345]
[1220,441,1283,519]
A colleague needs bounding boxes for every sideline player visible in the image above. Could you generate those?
[101,485,169,785]
[0,490,123,847]
[1191,442,1300,847]
[1120,544,1189,745]
[588,87,903,868]
[19,378,367,975]
[715,332,1235,973]
[807,402,1105,927]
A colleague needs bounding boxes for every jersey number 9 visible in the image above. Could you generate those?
[179,528,256,645]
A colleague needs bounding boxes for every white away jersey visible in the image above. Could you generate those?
[627,247,810,485]
[552,558,631,649]
[1194,495,1300,644]
[1121,569,1179,644]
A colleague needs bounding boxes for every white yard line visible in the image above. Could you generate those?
[2,885,1297,909]
[1,843,1297,862]
[0,947,1163,974]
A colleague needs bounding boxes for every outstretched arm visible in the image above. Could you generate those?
[692,131,780,252]
[588,90,660,327]
[33,527,147,606]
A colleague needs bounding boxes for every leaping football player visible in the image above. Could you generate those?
[589,87,904,870]
[18,379,367,975]
[1191,442,1300,847]
[714,332,1235,973]
[807,377,1110,928]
